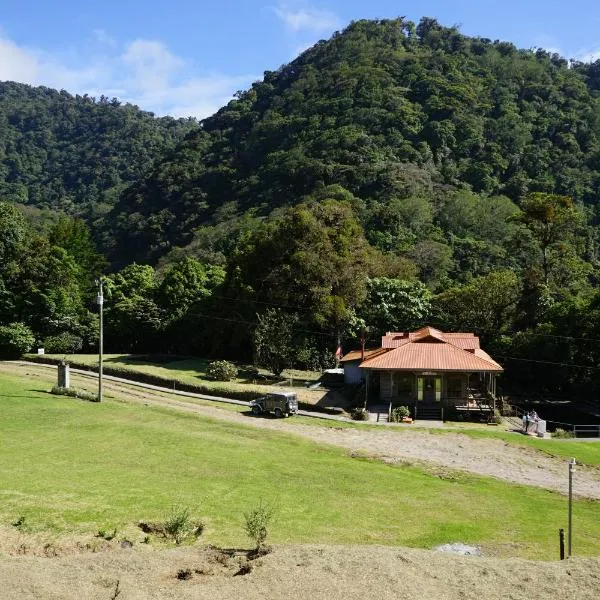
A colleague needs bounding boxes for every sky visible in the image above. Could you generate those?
[1,0,600,119]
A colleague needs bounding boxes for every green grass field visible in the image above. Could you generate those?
[1,370,599,559]
[22,355,600,467]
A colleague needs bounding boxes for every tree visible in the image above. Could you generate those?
[515,193,585,286]
[244,501,274,551]
[0,322,35,357]
[0,201,27,271]
[253,309,298,376]
[48,216,107,285]
[359,278,432,334]
[435,270,521,343]
[230,200,374,332]
[157,257,225,321]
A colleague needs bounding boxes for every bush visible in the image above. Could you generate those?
[207,360,238,381]
[43,332,83,354]
[51,385,99,402]
[492,409,503,424]
[553,428,575,439]
[351,407,370,421]
[0,322,35,357]
[244,501,273,550]
[390,406,410,422]
[139,506,204,545]
[164,506,197,544]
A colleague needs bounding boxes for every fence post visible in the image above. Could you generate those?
[559,528,565,560]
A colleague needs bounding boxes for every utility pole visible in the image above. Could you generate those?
[568,457,576,557]
[96,278,104,402]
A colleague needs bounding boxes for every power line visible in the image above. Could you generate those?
[191,313,338,339]
[517,332,600,343]
[498,355,600,371]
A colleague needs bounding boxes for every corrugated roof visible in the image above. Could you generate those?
[360,342,502,372]
[340,348,387,363]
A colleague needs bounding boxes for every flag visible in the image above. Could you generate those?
[335,344,342,360]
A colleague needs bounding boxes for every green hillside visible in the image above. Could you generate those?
[106,17,600,266]
[0,81,196,219]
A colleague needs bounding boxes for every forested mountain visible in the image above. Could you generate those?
[3,17,600,402]
[106,17,600,267]
[0,82,196,218]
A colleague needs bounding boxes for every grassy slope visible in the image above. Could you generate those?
[1,371,599,559]
[24,355,600,466]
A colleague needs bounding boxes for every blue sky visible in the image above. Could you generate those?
[1,1,600,118]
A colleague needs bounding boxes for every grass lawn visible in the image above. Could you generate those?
[33,354,320,386]
[22,355,600,466]
[30,353,327,405]
[1,371,599,559]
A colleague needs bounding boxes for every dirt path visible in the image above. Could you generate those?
[5,362,600,500]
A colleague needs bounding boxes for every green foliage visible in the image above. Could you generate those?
[163,506,204,545]
[50,385,99,402]
[435,270,521,342]
[244,501,273,550]
[0,82,195,220]
[43,332,83,354]
[253,309,298,376]
[552,428,575,439]
[0,322,35,357]
[206,360,238,381]
[360,278,432,334]
[390,406,411,422]
[157,257,225,321]
[351,408,370,421]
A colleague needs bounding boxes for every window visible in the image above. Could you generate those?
[447,376,463,399]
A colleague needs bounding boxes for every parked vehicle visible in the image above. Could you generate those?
[250,391,298,417]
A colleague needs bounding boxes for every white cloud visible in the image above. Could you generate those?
[273,3,341,34]
[575,49,600,63]
[0,31,255,119]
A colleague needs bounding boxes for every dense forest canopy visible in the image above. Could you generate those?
[3,17,600,401]
[0,81,196,219]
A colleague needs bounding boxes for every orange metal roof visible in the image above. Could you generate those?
[361,327,502,372]
[360,342,502,372]
[340,348,387,363]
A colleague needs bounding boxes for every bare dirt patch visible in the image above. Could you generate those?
[0,543,598,600]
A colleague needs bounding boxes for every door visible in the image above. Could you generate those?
[423,376,441,403]
[423,377,435,402]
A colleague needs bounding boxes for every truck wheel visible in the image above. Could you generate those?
[251,405,262,416]
[274,408,283,418]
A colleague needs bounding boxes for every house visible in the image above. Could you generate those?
[341,326,503,418]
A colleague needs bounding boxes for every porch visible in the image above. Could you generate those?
[365,370,498,420]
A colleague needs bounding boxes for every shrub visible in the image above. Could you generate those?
[390,406,410,422]
[351,407,370,421]
[43,332,83,354]
[553,428,575,439]
[0,322,35,358]
[163,506,204,545]
[51,385,99,402]
[207,360,238,381]
[492,409,503,424]
[244,501,273,550]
